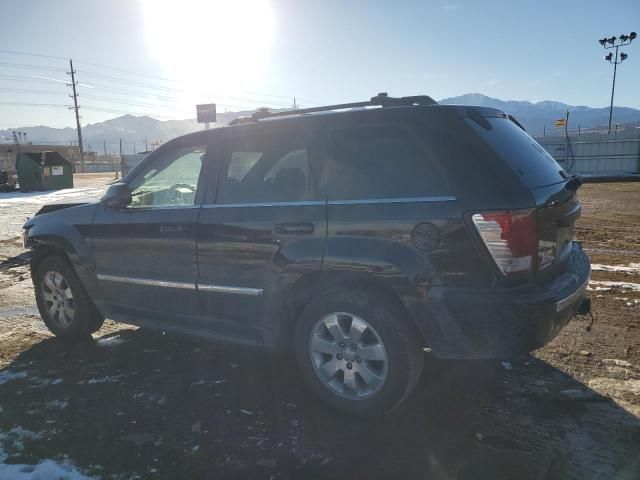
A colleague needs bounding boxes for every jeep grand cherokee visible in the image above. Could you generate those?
[22,93,591,415]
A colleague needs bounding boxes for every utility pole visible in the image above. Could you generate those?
[598,32,636,134]
[563,110,570,167]
[144,137,148,151]
[103,140,107,156]
[119,138,124,178]
[67,59,85,172]
[292,97,298,109]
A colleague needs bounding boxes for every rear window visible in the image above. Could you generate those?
[466,116,566,188]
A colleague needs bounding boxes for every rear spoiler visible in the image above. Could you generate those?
[508,114,526,132]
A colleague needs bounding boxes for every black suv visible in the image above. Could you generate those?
[23,94,591,415]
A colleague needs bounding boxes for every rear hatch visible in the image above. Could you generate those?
[464,111,581,283]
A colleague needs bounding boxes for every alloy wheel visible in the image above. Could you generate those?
[309,312,389,400]
[41,270,75,329]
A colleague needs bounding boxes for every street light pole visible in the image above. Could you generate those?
[607,44,618,135]
[599,32,636,134]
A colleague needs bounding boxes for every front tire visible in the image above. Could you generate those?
[294,286,424,416]
[34,255,104,340]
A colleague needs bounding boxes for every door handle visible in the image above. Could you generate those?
[160,224,187,233]
[274,222,315,235]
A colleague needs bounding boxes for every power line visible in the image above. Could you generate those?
[0,62,67,72]
[0,49,67,60]
[75,63,315,103]
[0,74,180,102]
[76,70,182,92]
[78,82,179,101]
[0,49,318,104]
[0,88,68,96]
[0,80,296,109]
[77,70,298,107]
[81,105,184,119]
[0,101,68,107]
[75,59,188,84]
[81,93,181,110]
[1,53,311,123]
[0,74,70,84]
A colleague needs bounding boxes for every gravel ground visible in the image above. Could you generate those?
[0,176,639,479]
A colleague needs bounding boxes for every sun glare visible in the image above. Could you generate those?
[141,0,275,114]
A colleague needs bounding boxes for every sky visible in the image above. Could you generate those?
[0,0,639,129]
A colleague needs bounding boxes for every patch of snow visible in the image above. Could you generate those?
[0,428,93,480]
[602,359,635,368]
[0,187,104,205]
[588,280,640,292]
[3,427,43,450]
[0,186,104,241]
[82,375,123,385]
[28,377,64,388]
[0,370,28,385]
[46,400,69,410]
[591,263,640,274]
[0,456,97,479]
[95,334,128,347]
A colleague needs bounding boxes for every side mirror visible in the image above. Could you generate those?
[102,183,132,208]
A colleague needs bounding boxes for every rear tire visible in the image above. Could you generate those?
[33,255,104,340]
[294,286,424,416]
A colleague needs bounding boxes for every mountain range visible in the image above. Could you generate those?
[2,93,639,153]
[439,93,640,135]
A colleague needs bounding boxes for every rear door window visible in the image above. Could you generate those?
[328,124,447,200]
[216,124,323,204]
[466,116,566,188]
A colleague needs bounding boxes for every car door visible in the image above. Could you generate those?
[196,119,329,342]
[90,132,213,323]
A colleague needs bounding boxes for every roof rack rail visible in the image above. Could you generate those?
[228,92,437,125]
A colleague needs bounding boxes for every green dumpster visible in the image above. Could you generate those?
[16,152,74,192]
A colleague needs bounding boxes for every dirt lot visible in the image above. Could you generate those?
[0,176,639,479]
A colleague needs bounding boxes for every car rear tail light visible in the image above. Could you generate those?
[471,209,537,275]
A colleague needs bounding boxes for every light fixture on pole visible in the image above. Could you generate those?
[598,31,636,134]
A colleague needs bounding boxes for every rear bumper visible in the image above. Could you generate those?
[422,242,590,359]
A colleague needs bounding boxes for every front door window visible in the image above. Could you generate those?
[129,146,206,208]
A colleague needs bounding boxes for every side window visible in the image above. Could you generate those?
[128,145,206,208]
[264,149,309,183]
[329,125,445,200]
[217,128,318,204]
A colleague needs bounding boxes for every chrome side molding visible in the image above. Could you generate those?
[197,283,264,296]
[96,274,195,290]
[96,273,263,296]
